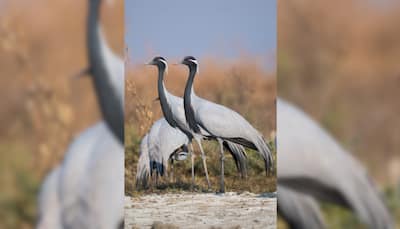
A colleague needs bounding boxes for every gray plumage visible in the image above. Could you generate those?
[57,121,123,229]
[135,118,187,189]
[278,98,393,229]
[58,122,107,228]
[136,134,151,189]
[77,123,123,229]
[278,186,325,229]
[40,124,113,229]
[37,166,62,229]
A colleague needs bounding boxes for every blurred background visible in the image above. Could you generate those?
[3,0,400,227]
[0,0,123,228]
[279,0,400,227]
[125,0,277,195]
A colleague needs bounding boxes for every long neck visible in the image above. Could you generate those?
[87,1,101,53]
[183,66,200,133]
[87,0,124,144]
[157,68,177,128]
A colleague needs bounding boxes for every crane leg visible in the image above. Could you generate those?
[190,143,195,191]
[165,164,169,183]
[170,159,174,183]
[195,138,211,190]
[218,139,225,193]
[149,172,153,191]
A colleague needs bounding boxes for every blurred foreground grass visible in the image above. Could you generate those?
[0,142,40,229]
[278,187,400,228]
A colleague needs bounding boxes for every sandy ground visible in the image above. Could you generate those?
[125,192,277,229]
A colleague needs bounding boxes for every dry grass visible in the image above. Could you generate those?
[149,222,242,229]
[125,57,277,196]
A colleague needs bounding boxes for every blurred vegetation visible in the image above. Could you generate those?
[125,58,277,196]
[0,0,123,228]
[278,0,400,227]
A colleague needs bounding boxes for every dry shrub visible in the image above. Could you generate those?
[126,79,154,137]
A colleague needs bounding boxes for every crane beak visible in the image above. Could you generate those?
[145,61,155,66]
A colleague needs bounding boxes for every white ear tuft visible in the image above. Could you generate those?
[188,59,198,65]
[188,59,199,74]
[159,59,168,74]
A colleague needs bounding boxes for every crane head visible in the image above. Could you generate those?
[146,56,168,74]
[181,56,198,66]
[180,56,199,75]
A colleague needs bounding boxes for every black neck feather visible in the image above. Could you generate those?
[183,65,200,133]
[157,65,178,128]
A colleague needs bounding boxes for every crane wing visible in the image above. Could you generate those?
[193,96,257,139]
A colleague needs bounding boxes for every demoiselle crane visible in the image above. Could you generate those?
[65,0,124,227]
[147,56,248,190]
[85,0,124,144]
[76,122,123,229]
[277,98,393,229]
[56,0,124,227]
[179,56,273,193]
[136,118,248,190]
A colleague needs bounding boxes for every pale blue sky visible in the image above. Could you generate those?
[125,0,276,68]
